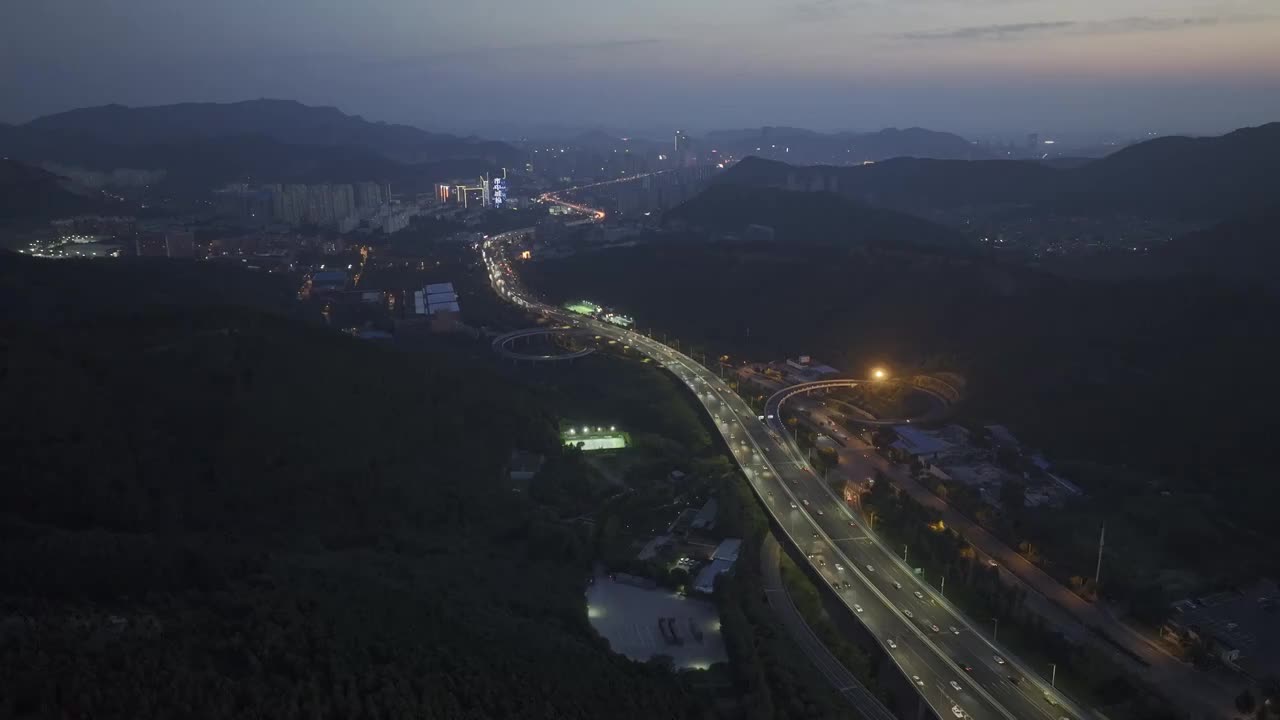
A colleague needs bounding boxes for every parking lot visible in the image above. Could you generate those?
[586,571,727,670]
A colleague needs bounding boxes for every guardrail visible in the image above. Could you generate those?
[481,240,1085,720]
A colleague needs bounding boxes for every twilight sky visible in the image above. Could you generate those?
[3,0,1278,137]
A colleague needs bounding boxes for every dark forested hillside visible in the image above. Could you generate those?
[522,238,1280,541]
[665,184,969,252]
[0,255,700,719]
[1147,209,1280,290]
[0,159,119,223]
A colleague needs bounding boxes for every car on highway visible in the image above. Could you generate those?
[1044,693,1059,707]
[956,660,974,673]
[1007,675,1021,685]
[886,637,898,649]
[951,705,964,718]
[790,502,797,509]
[865,564,875,573]
[835,563,844,572]
[901,608,914,619]
[816,508,823,515]
[802,499,810,506]
[950,680,963,692]
[928,622,941,633]
[914,590,924,599]
[950,626,959,635]
[892,581,902,589]
[853,604,864,613]
[993,655,1006,665]
[912,675,924,687]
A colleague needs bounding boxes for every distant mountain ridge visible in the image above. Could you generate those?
[25,99,520,165]
[716,122,1280,220]
[705,126,991,164]
[0,102,508,196]
[0,127,495,197]
[0,159,121,224]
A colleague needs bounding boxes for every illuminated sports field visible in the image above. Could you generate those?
[562,427,631,451]
[564,301,602,316]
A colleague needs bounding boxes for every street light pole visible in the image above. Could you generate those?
[941,575,946,597]
[903,544,908,564]
[993,617,999,641]
[1050,663,1057,688]
[1094,522,1106,594]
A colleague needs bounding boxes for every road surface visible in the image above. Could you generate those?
[790,391,1234,718]
[761,534,897,720]
[481,232,1089,720]
[492,326,595,361]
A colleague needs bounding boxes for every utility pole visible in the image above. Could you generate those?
[1094,522,1106,592]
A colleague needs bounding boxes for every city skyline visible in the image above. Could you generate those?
[3,0,1279,136]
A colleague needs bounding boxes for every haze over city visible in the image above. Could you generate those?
[4,1,1280,719]
[4,0,1280,135]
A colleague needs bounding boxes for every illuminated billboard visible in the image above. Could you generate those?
[491,177,506,207]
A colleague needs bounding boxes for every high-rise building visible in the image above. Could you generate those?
[336,184,355,220]
[337,215,360,234]
[357,181,385,210]
[164,231,195,258]
[674,130,690,155]
[272,184,309,225]
[213,185,271,224]
[303,184,356,227]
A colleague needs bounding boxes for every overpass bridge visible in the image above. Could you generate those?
[492,326,594,362]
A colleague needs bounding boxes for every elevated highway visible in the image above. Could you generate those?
[492,326,595,361]
[481,236,1092,720]
[766,378,952,428]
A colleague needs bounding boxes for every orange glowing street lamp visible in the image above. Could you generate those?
[872,367,888,381]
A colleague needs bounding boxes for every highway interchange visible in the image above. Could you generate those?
[482,230,1085,720]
